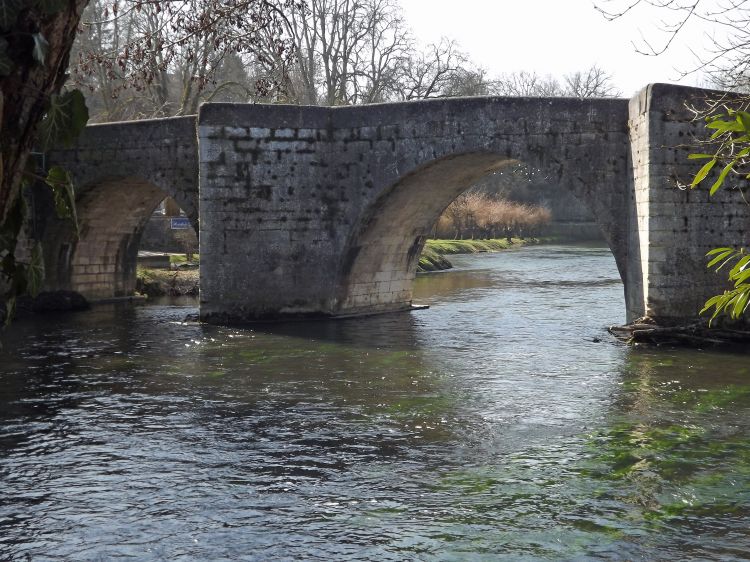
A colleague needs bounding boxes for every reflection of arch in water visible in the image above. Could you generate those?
[40,176,197,300]
[335,152,628,316]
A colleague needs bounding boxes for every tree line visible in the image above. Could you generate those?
[71,0,620,122]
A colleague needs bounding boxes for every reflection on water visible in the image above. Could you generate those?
[1,245,749,560]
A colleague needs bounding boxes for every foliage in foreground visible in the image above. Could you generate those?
[1,0,89,325]
[689,109,750,323]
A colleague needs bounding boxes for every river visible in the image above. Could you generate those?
[1,244,749,561]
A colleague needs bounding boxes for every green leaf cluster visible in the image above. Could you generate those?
[689,110,750,195]
[701,248,750,324]
[689,109,750,323]
[37,90,89,149]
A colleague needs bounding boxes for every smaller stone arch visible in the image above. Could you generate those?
[38,175,197,301]
[39,115,199,301]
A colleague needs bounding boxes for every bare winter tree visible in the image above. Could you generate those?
[492,71,565,97]
[440,67,494,97]
[350,0,412,103]
[250,5,485,105]
[73,0,302,120]
[397,38,482,99]
[564,65,621,98]
[275,0,412,105]
[491,66,619,98]
[595,0,750,90]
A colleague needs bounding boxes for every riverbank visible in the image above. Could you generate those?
[418,238,539,272]
[135,239,538,296]
[609,317,750,348]
[136,267,199,297]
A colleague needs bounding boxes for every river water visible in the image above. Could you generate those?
[1,244,750,561]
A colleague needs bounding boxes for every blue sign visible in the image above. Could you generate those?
[170,217,191,230]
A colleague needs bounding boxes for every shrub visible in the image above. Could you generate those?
[434,193,551,239]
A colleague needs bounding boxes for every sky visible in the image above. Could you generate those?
[400,0,723,97]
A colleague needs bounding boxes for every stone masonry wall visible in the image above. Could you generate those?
[198,105,337,321]
[39,83,747,322]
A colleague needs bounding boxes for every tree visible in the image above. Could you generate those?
[1,1,88,225]
[1,1,299,322]
[564,65,621,98]
[1,1,89,322]
[595,0,750,90]
[396,38,483,100]
[276,0,411,105]
[493,70,564,97]
[492,66,620,98]
[72,0,301,120]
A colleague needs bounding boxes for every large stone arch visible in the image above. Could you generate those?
[37,116,198,300]
[334,150,628,315]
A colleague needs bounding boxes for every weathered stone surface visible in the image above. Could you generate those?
[628,83,750,324]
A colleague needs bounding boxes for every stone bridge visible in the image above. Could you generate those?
[38,83,750,325]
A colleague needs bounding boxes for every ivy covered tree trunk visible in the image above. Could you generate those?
[0,0,88,223]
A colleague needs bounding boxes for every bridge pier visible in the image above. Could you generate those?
[628,84,750,324]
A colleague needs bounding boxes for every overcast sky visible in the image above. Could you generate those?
[400,0,722,97]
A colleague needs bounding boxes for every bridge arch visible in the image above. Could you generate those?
[198,96,642,322]
[335,150,627,315]
[37,174,197,300]
[41,116,199,300]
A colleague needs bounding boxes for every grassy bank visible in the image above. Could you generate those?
[136,267,199,297]
[137,240,535,291]
[418,238,538,272]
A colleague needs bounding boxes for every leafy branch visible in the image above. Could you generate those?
[702,247,750,324]
[689,107,750,323]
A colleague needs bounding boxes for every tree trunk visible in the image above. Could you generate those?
[0,1,88,222]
